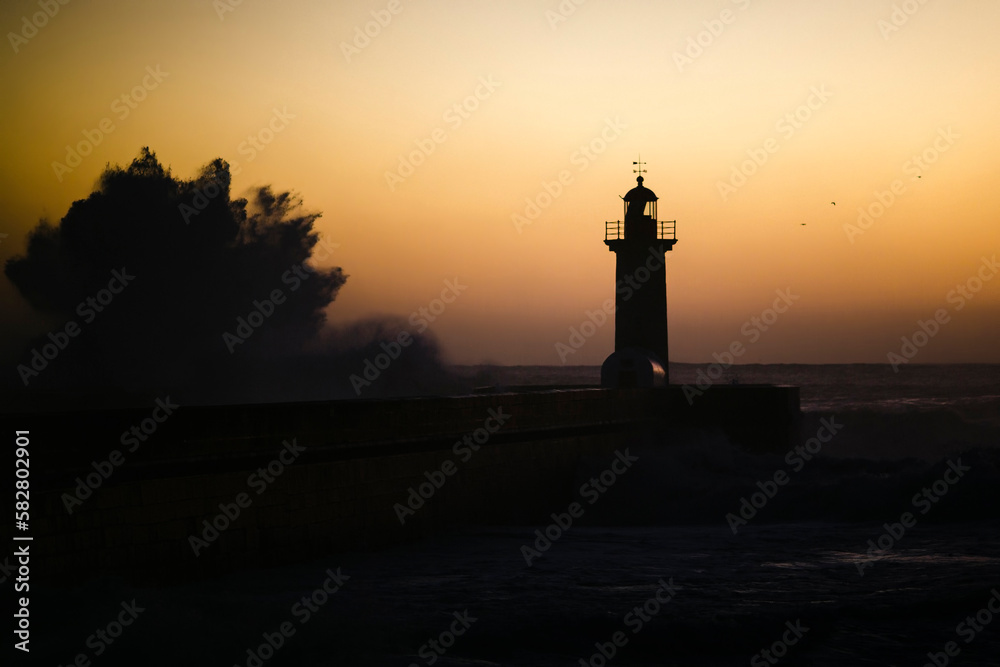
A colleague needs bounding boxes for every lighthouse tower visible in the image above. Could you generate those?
[601,163,677,387]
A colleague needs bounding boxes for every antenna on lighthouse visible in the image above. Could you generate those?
[633,155,647,176]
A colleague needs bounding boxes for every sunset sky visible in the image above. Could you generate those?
[2,0,999,366]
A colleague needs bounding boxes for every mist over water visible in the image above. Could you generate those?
[467,362,1000,524]
[2,149,466,410]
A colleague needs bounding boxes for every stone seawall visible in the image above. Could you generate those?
[13,386,799,585]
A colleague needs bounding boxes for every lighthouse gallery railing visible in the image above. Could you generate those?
[605,220,676,241]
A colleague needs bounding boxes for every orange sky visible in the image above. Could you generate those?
[2,0,999,365]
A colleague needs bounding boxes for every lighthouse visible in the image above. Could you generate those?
[601,163,677,387]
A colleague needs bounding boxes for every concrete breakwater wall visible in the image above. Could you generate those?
[19,385,798,585]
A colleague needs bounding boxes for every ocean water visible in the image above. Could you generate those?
[31,364,1000,666]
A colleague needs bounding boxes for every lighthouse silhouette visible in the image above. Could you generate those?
[601,162,677,388]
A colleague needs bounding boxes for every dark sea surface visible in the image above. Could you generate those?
[33,364,1000,666]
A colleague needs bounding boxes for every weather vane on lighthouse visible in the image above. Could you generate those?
[602,158,678,388]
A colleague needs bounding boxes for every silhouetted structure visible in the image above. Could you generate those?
[602,167,676,387]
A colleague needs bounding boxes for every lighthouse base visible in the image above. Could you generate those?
[601,348,666,388]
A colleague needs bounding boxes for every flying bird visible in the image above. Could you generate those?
[831,202,836,205]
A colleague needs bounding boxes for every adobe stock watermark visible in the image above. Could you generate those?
[922,589,1000,667]
[0,554,17,585]
[578,577,681,667]
[512,117,627,233]
[61,397,179,514]
[188,438,306,556]
[556,299,615,364]
[750,619,810,667]
[855,458,970,577]
[52,600,145,665]
[545,0,587,30]
[521,449,639,566]
[408,610,478,667]
[350,277,468,395]
[717,85,832,202]
[222,242,339,353]
[16,267,136,386]
[341,0,406,62]
[171,109,296,202]
[385,76,501,191]
[233,567,349,667]
[726,417,843,534]
[178,181,224,224]
[682,288,799,404]
[7,0,72,54]
[887,255,998,371]
[394,407,511,524]
[51,67,169,182]
[673,0,753,72]
[227,107,295,176]
[178,175,229,224]
[878,0,933,40]
[214,0,245,21]
[555,244,667,363]
[843,126,959,243]
[13,546,28,652]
